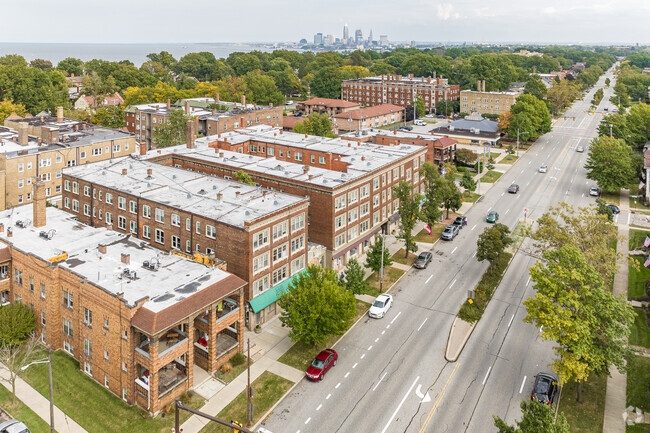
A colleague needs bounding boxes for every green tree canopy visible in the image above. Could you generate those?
[234,170,255,185]
[293,113,335,137]
[506,94,552,140]
[56,57,84,76]
[476,223,512,264]
[494,400,570,433]
[243,70,283,106]
[365,235,392,281]
[152,108,193,148]
[91,106,125,129]
[585,136,635,192]
[455,148,478,165]
[310,66,343,98]
[598,112,629,139]
[0,99,28,124]
[278,265,356,345]
[438,163,462,218]
[626,103,650,149]
[523,75,547,101]
[393,180,422,258]
[420,162,444,235]
[460,170,477,195]
[0,303,36,346]
[343,258,368,295]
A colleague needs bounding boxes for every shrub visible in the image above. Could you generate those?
[457,166,467,172]
[458,252,512,323]
[221,362,233,373]
[230,352,246,366]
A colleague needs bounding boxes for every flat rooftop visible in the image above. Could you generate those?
[344,75,451,86]
[64,157,307,228]
[143,125,426,188]
[460,90,519,96]
[0,204,239,314]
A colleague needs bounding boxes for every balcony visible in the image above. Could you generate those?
[196,298,240,326]
[158,361,187,398]
[135,328,188,359]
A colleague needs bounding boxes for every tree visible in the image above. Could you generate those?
[506,94,552,140]
[523,245,634,402]
[597,112,629,139]
[584,136,635,192]
[420,162,444,235]
[455,148,478,166]
[234,170,255,185]
[365,235,392,281]
[438,163,462,218]
[152,109,193,148]
[605,77,611,87]
[523,75,547,101]
[310,66,343,98]
[0,303,38,403]
[460,170,477,196]
[493,400,570,433]
[595,198,614,221]
[174,52,218,82]
[506,144,515,155]
[626,103,650,149]
[436,100,460,116]
[392,181,422,258]
[414,96,426,118]
[293,113,335,137]
[92,106,125,128]
[591,88,604,105]
[547,81,581,115]
[476,223,512,264]
[530,202,618,282]
[56,57,84,76]
[343,258,368,295]
[278,265,356,345]
[243,70,284,106]
[486,157,495,171]
[30,59,53,71]
[0,99,27,124]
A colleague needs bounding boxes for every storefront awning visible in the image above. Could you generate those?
[248,269,308,313]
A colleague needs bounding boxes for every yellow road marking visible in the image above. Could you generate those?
[418,362,461,433]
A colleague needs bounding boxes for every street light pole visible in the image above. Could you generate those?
[379,234,385,293]
[21,348,54,433]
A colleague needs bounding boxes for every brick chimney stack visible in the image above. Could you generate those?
[241,95,246,106]
[184,101,190,114]
[139,143,147,156]
[186,119,196,149]
[122,168,127,175]
[166,99,171,110]
[147,168,153,177]
[120,253,130,265]
[98,244,107,254]
[215,93,220,103]
[56,106,64,123]
[33,181,46,228]
[18,123,29,145]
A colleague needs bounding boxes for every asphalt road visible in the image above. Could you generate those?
[261,65,618,433]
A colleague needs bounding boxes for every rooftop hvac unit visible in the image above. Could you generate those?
[15,220,26,228]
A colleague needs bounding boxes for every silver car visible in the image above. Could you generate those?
[538,165,548,173]
[441,224,459,241]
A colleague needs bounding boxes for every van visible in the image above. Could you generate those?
[414,120,426,126]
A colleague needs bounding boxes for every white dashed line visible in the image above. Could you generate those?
[426,275,433,284]
[526,276,531,286]
[375,338,379,343]
[451,247,457,254]
[373,372,388,391]
[352,363,357,369]
[390,312,401,324]
[519,376,527,394]
[505,209,510,215]
[381,377,419,433]
[449,279,457,289]
[335,382,341,389]
[368,346,373,351]
[472,251,477,258]
[317,404,322,411]
[345,372,350,378]
[381,330,385,335]
[305,417,311,424]
[471,224,477,231]
[417,318,428,331]
[508,314,514,327]
[482,367,492,385]
[501,192,505,197]
[326,393,331,400]
[361,354,365,359]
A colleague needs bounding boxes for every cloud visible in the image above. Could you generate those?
[542,7,557,14]
[437,4,460,20]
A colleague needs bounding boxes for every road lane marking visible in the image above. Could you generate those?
[487,207,492,212]
[381,330,385,335]
[381,376,420,433]
[471,224,477,231]
[361,354,365,359]
[520,169,525,174]
[482,366,492,385]
[426,275,433,284]
[449,278,457,289]
[501,192,505,197]
[582,193,584,197]
[317,404,322,411]
[335,382,341,389]
[345,372,350,378]
[418,363,461,433]
[390,312,401,324]
[368,346,373,351]
[528,161,532,165]
[417,318,428,331]
[451,247,457,254]
[472,251,477,258]
[353,363,357,369]
[526,276,531,286]
[505,209,510,215]
[305,417,311,424]
[519,376,527,394]
[326,393,331,400]
[508,314,515,327]
[373,372,388,391]
[375,338,379,342]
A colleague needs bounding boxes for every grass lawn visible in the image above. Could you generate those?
[629,308,650,348]
[0,386,52,433]
[480,170,503,183]
[558,374,607,433]
[629,228,649,250]
[214,358,254,384]
[628,256,650,298]
[414,226,443,243]
[499,154,518,164]
[391,248,417,266]
[627,355,650,412]
[627,425,650,433]
[508,221,531,252]
[277,300,370,371]
[462,192,481,203]
[366,267,406,295]
[198,371,293,433]
[19,351,205,433]
[601,190,620,206]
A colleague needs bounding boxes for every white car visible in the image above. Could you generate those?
[0,420,30,433]
[414,120,426,126]
[286,100,294,105]
[368,294,393,319]
[538,165,548,173]
[576,145,585,152]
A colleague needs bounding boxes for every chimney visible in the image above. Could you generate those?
[139,143,147,156]
[18,123,29,145]
[215,93,220,103]
[361,156,366,161]
[33,181,47,228]
[212,109,217,114]
[478,80,481,91]
[7,228,12,238]
[166,99,171,110]
[235,191,241,198]
[147,168,152,177]
[184,101,190,114]
[241,95,246,106]
[120,253,130,265]
[217,193,223,201]
[56,106,63,122]
[241,117,246,129]
[219,152,224,157]
[122,168,127,175]
[427,77,431,84]
[186,119,196,149]
[40,116,44,123]
[348,142,351,147]
[303,165,309,173]
[98,244,107,254]
[482,80,486,92]
[393,130,397,135]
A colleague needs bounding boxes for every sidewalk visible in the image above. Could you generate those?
[602,189,630,433]
[0,363,88,433]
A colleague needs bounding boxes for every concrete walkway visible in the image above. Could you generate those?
[602,189,631,433]
[0,363,88,433]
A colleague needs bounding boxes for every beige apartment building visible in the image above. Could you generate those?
[1,107,135,210]
[459,80,520,116]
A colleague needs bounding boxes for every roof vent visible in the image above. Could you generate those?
[198,189,207,195]
[172,174,177,179]
[15,220,26,228]
[212,184,217,190]
[186,193,192,199]
[102,171,107,175]
[245,210,251,216]
[274,200,279,206]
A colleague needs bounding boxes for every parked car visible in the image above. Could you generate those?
[425,114,434,118]
[414,119,426,126]
[508,184,520,194]
[369,294,393,318]
[441,224,459,240]
[453,216,467,228]
[604,107,608,111]
[607,204,620,214]
[576,145,585,152]
[530,372,559,405]
[538,165,548,173]
[399,125,413,131]
[286,100,294,105]
[486,211,499,223]
[305,349,338,381]
[590,186,601,197]
[414,251,433,269]
[0,420,31,433]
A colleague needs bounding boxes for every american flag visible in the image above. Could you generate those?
[644,256,650,268]
[425,225,432,235]
[643,172,646,180]
[640,181,645,190]
[644,235,650,248]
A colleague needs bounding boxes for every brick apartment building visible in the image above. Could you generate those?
[341,74,460,113]
[142,125,427,271]
[61,158,309,328]
[459,80,520,115]
[341,129,457,167]
[332,104,405,132]
[0,189,247,415]
[124,97,282,151]
[2,107,136,211]
[296,98,360,116]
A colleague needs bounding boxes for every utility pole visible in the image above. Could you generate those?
[247,339,252,427]
[609,123,613,138]
[48,348,54,433]
[379,234,385,293]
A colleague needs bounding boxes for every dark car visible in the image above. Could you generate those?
[486,211,499,223]
[306,349,338,381]
[414,251,433,269]
[607,204,620,214]
[508,184,520,194]
[530,373,559,405]
[399,125,413,131]
[441,224,459,241]
[453,216,467,228]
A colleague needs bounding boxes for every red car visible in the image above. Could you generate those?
[305,349,338,381]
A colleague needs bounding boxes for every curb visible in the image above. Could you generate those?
[444,317,477,362]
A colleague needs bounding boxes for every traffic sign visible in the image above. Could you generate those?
[524,207,529,214]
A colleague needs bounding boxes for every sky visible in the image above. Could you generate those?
[3,0,649,45]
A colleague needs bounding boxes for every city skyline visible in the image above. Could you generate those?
[1,0,649,45]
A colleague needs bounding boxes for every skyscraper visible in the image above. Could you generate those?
[343,24,349,44]
[314,33,323,45]
[355,29,363,44]
[368,29,373,43]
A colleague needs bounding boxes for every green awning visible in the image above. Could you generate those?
[248,269,307,313]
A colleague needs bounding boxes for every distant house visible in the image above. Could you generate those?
[296,98,360,116]
[430,112,501,146]
[74,92,124,112]
[332,104,405,132]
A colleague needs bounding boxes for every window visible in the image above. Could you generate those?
[15,269,23,286]
[72,181,79,194]
[348,226,358,241]
[129,201,137,214]
[185,240,191,252]
[319,156,326,164]
[272,222,287,240]
[122,329,128,341]
[360,220,370,233]
[122,361,127,372]
[67,160,77,167]
[253,229,269,249]
[64,340,74,355]
[18,163,24,173]
[40,158,51,168]
[104,350,109,361]
[83,204,91,216]
[18,179,23,188]
[291,214,305,232]
[155,208,164,223]
[335,196,346,210]
[106,193,113,204]
[117,216,126,230]
[117,196,126,210]
[41,311,46,327]
[253,276,269,295]
[291,235,304,253]
[142,225,150,239]
[142,205,151,218]
[63,318,73,338]
[252,252,269,273]
[84,338,92,357]
[29,277,34,293]
[171,213,180,227]
[113,144,121,152]
[171,235,181,249]
[17,195,23,204]
[186,218,191,231]
[130,220,137,234]
[155,229,165,245]
[122,389,128,401]
[311,154,315,163]
[195,221,201,234]
[84,361,92,376]
[104,374,109,388]
[92,148,102,156]
[64,180,70,191]
[56,155,62,164]
[105,212,113,225]
[347,208,358,223]
[84,308,92,327]
[360,185,370,199]
[40,283,46,299]
[205,225,216,239]
[62,290,74,309]
[98,191,103,201]
[291,256,305,275]
[360,203,370,217]
[295,152,303,162]
[84,185,91,196]
[335,214,345,229]
[272,244,288,262]
[335,233,346,248]
[72,199,79,212]
[272,266,287,285]
[348,189,358,204]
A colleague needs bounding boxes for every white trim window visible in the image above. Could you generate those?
[155,208,164,223]
[252,252,269,273]
[252,229,269,250]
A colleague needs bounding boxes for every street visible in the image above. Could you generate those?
[261,65,619,433]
